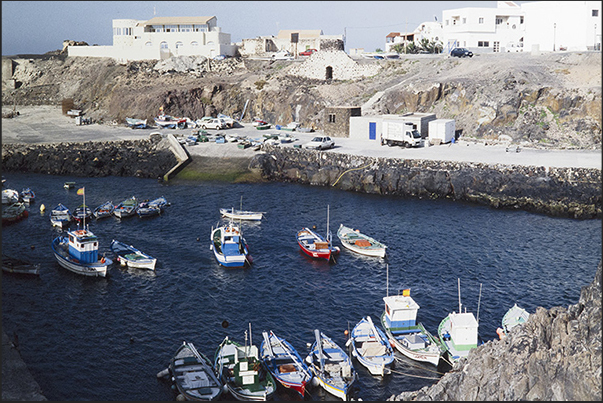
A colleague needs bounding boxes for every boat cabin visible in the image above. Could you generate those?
[447,312,478,348]
[68,229,99,263]
[234,358,259,386]
[383,295,420,331]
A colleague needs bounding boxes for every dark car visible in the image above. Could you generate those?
[450,47,473,58]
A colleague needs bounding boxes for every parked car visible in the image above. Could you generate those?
[271,50,293,60]
[213,54,227,61]
[450,48,473,58]
[200,118,226,130]
[303,136,335,150]
[299,48,317,56]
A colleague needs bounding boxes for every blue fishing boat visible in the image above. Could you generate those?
[20,188,36,204]
[210,220,252,268]
[51,226,112,277]
[260,330,312,398]
[50,203,72,228]
[136,196,167,218]
[93,201,114,219]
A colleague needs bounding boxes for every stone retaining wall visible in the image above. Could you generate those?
[250,145,602,219]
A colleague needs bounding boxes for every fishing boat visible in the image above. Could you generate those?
[336,224,387,258]
[255,124,271,130]
[63,181,76,190]
[220,196,263,221]
[260,330,312,398]
[2,188,19,204]
[214,325,277,401]
[297,205,339,262]
[496,303,530,339]
[114,196,137,218]
[125,117,148,129]
[437,279,481,364]
[2,254,40,276]
[110,240,157,270]
[20,188,36,204]
[72,204,93,224]
[50,203,71,228]
[210,220,252,268]
[51,226,112,277]
[381,291,443,366]
[93,201,114,219]
[136,196,168,218]
[167,341,223,401]
[2,202,28,225]
[346,316,395,376]
[154,114,186,129]
[305,329,356,400]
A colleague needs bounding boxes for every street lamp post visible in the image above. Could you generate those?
[553,23,556,52]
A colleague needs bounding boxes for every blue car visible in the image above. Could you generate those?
[450,47,473,58]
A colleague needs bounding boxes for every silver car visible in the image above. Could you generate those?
[303,136,335,150]
[200,118,226,130]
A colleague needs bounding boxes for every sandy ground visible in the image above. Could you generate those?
[2,105,601,169]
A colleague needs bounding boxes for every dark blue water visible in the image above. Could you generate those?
[2,172,601,401]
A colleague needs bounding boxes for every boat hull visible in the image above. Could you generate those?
[349,317,395,376]
[51,237,112,277]
[170,342,222,401]
[380,314,441,366]
[337,224,387,258]
[296,228,340,261]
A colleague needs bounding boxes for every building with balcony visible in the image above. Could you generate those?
[68,16,237,62]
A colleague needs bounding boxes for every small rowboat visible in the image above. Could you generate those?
[296,227,339,261]
[337,224,387,258]
[168,341,223,401]
[110,240,156,270]
[93,201,114,219]
[2,255,40,276]
[346,316,395,376]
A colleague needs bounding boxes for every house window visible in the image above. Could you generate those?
[160,41,168,49]
[462,18,466,24]
[180,24,192,32]
[152,25,163,33]
[593,10,599,17]
[176,41,183,49]
[493,41,500,52]
[496,18,503,25]
[193,24,208,32]
[445,20,449,26]
[479,17,484,24]
[328,113,336,123]
[191,41,199,47]
[478,41,490,47]
[520,16,524,24]
[145,41,152,47]
[165,25,178,33]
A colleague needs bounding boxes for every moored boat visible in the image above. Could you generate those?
[219,208,263,221]
[110,240,157,270]
[305,329,356,400]
[2,202,28,225]
[337,224,387,258]
[210,220,252,268]
[297,205,339,262]
[114,196,137,218]
[93,201,114,219]
[20,188,36,204]
[214,325,277,401]
[167,341,223,401]
[260,330,312,397]
[136,196,167,218]
[51,226,112,277]
[72,204,93,224]
[496,303,530,339]
[346,316,395,376]
[50,203,71,228]
[2,254,40,276]
[125,117,148,129]
[2,188,19,204]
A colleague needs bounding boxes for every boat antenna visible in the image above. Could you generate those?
[249,322,253,354]
[476,283,483,324]
[458,278,462,314]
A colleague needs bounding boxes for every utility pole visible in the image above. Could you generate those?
[553,22,556,52]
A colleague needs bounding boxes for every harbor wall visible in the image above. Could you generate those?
[249,145,602,219]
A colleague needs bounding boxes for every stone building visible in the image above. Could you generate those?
[323,106,362,138]
[287,50,380,81]
[238,30,344,57]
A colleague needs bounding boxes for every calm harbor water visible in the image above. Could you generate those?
[2,172,601,401]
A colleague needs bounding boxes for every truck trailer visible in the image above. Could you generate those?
[428,119,455,144]
[381,121,423,148]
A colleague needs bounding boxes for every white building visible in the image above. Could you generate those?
[68,16,237,62]
[441,1,601,54]
[238,30,344,57]
[385,22,444,52]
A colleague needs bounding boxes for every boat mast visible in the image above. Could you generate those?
[326,205,330,243]
[386,264,389,297]
[458,278,462,313]
[476,283,483,323]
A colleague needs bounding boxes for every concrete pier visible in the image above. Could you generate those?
[2,331,47,401]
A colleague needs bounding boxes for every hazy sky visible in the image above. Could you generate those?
[2,1,499,56]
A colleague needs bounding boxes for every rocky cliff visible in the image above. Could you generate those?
[2,51,601,150]
[390,261,602,401]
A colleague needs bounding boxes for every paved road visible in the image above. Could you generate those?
[2,106,601,169]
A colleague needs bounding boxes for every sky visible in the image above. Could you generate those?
[2,1,500,56]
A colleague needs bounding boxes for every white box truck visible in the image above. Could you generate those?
[428,119,455,144]
[381,121,423,148]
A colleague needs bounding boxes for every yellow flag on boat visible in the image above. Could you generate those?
[77,187,85,196]
[402,289,410,297]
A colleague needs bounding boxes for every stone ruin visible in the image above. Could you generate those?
[287,50,381,81]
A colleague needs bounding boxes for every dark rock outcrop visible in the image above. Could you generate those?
[389,261,602,401]
[250,146,602,219]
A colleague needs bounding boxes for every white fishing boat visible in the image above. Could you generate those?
[496,303,530,339]
[2,188,19,204]
[305,329,356,400]
[114,196,137,218]
[346,316,395,376]
[210,220,252,268]
[167,341,223,401]
[220,196,264,221]
[336,224,387,258]
[110,240,157,270]
[50,203,72,228]
[437,279,481,364]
